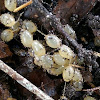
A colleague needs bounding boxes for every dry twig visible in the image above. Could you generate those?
[0,60,54,100]
[93,51,100,57]
[83,86,100,92]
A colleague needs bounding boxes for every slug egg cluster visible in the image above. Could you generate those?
[63,65,83,91]
[0,13,21,42]
[0,1,84,91]
[0,12,78,79]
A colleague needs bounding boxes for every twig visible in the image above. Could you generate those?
[83,86,100,92]
[0,60,54,100]
[86,82,100,96]
[14,0,32,12]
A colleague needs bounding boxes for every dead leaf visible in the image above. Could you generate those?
[0,41,12,58]
[53,0,97,24]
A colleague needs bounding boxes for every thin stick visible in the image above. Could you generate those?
[69,64,84,69]
[37,29,46,36]
[0,60,54,100]
[62,82,66,96]
[14,0,33,12]
[87,82,100,96]
[83,86,100,92]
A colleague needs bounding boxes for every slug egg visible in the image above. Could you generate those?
[34,55,42,67]
[59,45,75,59]
[1,29,14,42]
[63,65,74,82]
[0,14,16,27]
[32,40,46,56]
[5,0,17,11]
[64,24,76,39]
[22,20,37,33]
[45,34,61,48]
[73,81,83,91]
[20,29,33,47]
[39,55,54,69]
[84,96,96,100]
[53,52,67,65]
[47,64,65,76]
[72,69,83,82]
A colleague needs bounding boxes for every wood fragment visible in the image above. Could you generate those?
[87,82,100,96]
[0,60,54,100]
[53,0,97,24]
[83,86,100,92]
[14,0,32,12]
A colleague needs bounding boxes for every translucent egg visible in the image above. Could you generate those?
[59,45,75,59]
[47,64,65,76]
[40,55,54,69]
[0,14,15,27]
[1,29,14,42]
[34,55,42,67]
[94,36,100,47]
[84,96,96,100]
[73,81,83,91]
[22,20,37,33]
[64,24,76,39]
[45,34,61,48]
[63,65,74,82]
[20,29,33,47]
[5,0,17,11]
[53,52,67,65]
[32,40,46,56]
[72,69,83,82]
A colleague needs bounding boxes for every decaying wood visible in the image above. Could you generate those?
[0,60,54,100]
[23,0,98,68]
[53,0,97,25]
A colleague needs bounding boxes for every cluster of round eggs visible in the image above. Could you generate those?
[0,0,84,91]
